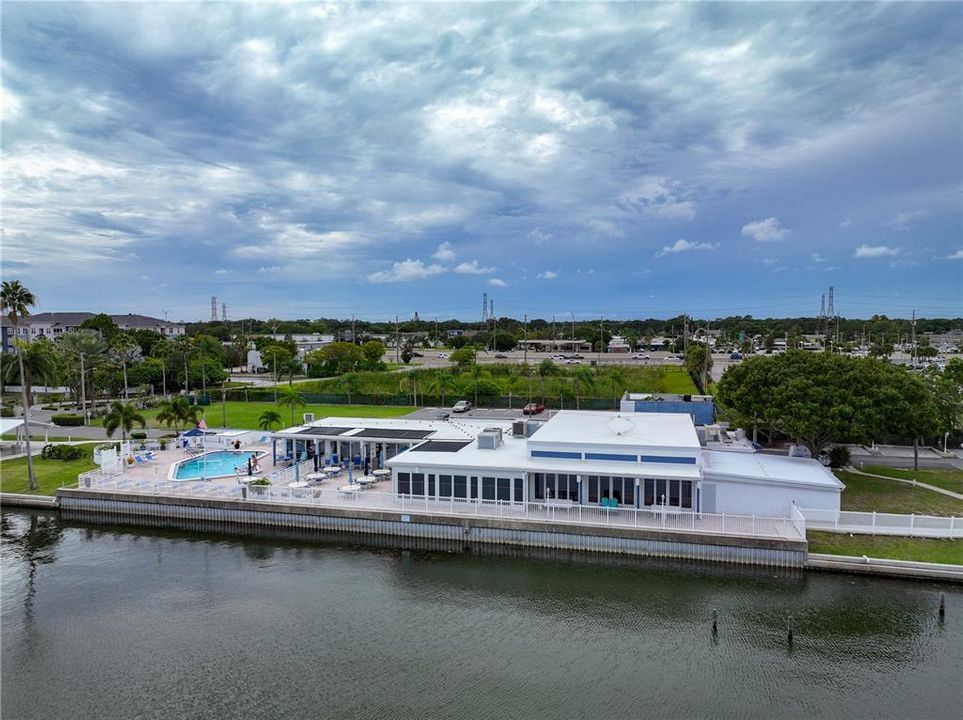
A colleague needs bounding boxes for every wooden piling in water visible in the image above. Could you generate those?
[787,616,794,644]
[939,593,945,619]
[712,608,718,635]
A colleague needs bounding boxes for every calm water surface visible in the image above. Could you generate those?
[2,510,961,720]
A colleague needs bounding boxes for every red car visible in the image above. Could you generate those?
[522,402,545,415]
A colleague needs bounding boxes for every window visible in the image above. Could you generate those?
[470,476,478,499]
[453,475,467,499]
[398,472,411,495]
[669,479,680,507]
[482,477,495,500]
[655,479,667,505]
[497,478,511,502]
[556,474,578,500]
[588,476,599,503]
[439,474,452,497]
[531,450,581,460]
[623,478,636,506]
[681,481,692,509]
[640,455,697,465]
[534,474,546,500]
[584,452,636,462]
[412,473,425,496]
[428,474,435,497]
[514,478,524,503]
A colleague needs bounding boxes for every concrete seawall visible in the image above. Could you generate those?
[1,493,59,509]
[57,488,807,568]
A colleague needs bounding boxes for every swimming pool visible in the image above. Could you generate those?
[172,451,263,481]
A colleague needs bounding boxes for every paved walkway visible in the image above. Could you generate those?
[844,466,963,500]
[807,553,963,582]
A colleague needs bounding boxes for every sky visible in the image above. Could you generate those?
[2,1,961,322]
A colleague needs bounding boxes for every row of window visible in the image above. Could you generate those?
[530,450,697,465]
[397,472,524,503]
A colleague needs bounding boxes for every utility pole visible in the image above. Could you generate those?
[352,314,356,345]
[80,352,87,425]
[523,314,528,365]
[161,357,166,398]
[552,315,556,353]
[395,315,400,362]
[684,314,689,355]
[911,309,917,366]
[598,318,603,366]
[570,312,575,352]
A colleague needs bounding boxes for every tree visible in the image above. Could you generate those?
[258,409,283,431]
[606,366,628,409]
[275,385,306,427]
[306,342,363,376]
[450,347,476,368]
[537,359,557,402]
[716,351,938,456]
[400,344,414,365]
[573,366,596,410]
[155,397,198,433]
[1,280,38,490]
[103,401,146,442]
[79,313,118,341]
[56,329,107,411]
[339,372,363,405]
[109,332,142,400]
[684,342,713,383]
[435,373,457,408]
[361,340,386,369]
[492,331,517,352]
[3,336,59,408]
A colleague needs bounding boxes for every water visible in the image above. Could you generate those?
[2,510,961,720]
[173,450,258,480]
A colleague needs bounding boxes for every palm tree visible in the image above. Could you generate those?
[1,280,38,490]
[469,363,483,407]
[436,372,457,409]
[258,409,283,431]
[573,366,596,410]
[156,397,197,433]
[607,367,628,410]
[340,373,362,405]
[103,401,146,442]
[56,329,107,415]
[276,385,306,426]
[3,337,59,409]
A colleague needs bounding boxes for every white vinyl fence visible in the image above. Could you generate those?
[800,507,962,538]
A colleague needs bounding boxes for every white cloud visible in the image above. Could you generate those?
[367,259,446,283]
[584,219,623,238]
[488,278,506,287]
[887,210,926,231]
[537,270,559,280]
[944,249,963,260]
[656,239,719,257]
[454,260,496,275]
[257,265,282,274]
[855,244,901,258]
[810,253,825,263]
[214,268,230,275]
[432,241,456,262]
[619,176,696,220]
[761,258,778,267]
[741,217,791,242]
[527,227,552,245]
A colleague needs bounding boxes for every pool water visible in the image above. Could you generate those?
[173,451,260,480]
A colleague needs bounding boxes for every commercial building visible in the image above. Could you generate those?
[270,410,841,518]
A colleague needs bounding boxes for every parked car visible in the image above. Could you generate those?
[632,353,650,360]
[494,353,508,359]
[730,352,743,360]
[452,400,472,413]
[571,353,584,359]
[412,352,424,358]
[564,359,581,364]
[522,402,545,415]
[438,353,450,359]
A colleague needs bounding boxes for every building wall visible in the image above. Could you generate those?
[703,476,840,517]
[621,400,715,426]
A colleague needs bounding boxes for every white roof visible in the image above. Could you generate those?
[274,415,513,441]
[0,418,24,435]
[701,451,843,489]
[389,431,702,479]
[528,410,700,451]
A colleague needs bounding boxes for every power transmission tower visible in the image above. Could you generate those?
[827,286,835,317]
[221,303,227,322]
[482,292,488,322]
[210,296,218,322]
[819,294,826,318]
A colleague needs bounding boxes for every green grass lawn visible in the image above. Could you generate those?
[862,466,963,495]
[115,401,412,431]
[836,471,963,517]
[808,531,963,565]
[0,444,99,496]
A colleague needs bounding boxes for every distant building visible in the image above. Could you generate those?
[4,312,185,350]
[607,335,631,353]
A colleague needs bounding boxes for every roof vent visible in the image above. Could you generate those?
[477,427,503,450]
[512,420,526,437]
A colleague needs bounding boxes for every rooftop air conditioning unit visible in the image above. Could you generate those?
[477,427,504,450]
[512,420,526,437]
[302,413,315,423]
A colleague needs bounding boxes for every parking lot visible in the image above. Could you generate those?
[404,406,557,421]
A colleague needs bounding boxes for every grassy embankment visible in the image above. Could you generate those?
[805,469,963,565]
[302,363,698,401]
[862,466,963,495]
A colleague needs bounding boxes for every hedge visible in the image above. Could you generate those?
[130,431,147,440]
[51,414,84,426]
[40,444,86,461]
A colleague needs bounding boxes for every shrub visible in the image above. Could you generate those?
[1,405,14,418]
[40,444,86,461]
[828,445,851,468]
[51,414,84,426]
[159,440,168,451]
[130,431,147,440]
[249,478,271,486]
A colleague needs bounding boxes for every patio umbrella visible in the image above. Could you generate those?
[295,460,300,482]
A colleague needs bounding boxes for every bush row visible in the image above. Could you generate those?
[51,414,84,426]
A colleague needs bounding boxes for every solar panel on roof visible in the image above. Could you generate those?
[352,428,434,440]
[412,440,472,453]
[301,426,355,436]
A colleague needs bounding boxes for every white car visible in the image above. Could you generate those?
[564,358,581,364]
[438,353,450,359]
[632,353,650,360]
[452,400,472,413]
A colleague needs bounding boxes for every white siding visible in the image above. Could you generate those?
[707,475,840,517]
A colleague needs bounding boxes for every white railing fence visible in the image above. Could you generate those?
[791,504,807,537]
[799,507,961,539]
[72,475,802,541]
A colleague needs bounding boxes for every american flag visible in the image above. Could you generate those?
[198,416,207,429]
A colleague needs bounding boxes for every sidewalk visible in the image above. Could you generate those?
[844,466,963,501]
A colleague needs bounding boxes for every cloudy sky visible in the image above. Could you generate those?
[2,2,961,322]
